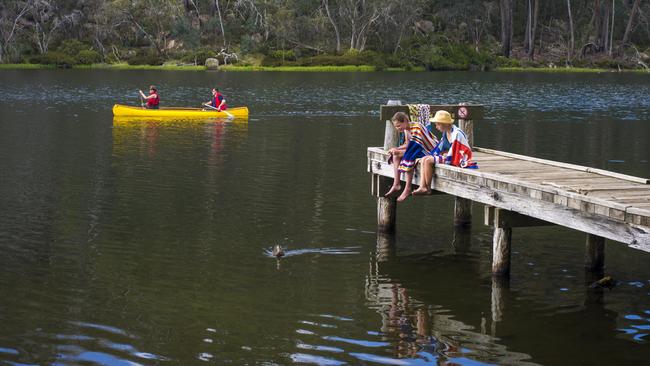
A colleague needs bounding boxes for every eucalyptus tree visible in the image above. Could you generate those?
[0,0,31,62]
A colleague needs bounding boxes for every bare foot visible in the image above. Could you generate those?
[397,189,411,202]
[412,187,431,195]
[384,185,401,197]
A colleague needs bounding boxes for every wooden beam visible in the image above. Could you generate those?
[380,104,485,122]
[484,206,554,228]
[433,177,650,249]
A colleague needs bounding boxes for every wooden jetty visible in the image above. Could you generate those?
[368,104,650,275]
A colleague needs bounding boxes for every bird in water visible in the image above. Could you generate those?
[272,244,285,258]
[590,275,617,289]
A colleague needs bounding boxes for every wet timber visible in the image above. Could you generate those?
[368,104,650,275]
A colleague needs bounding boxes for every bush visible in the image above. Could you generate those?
[593,57,619,69]
[495,56,521,68]
[180,48,216,65]
[30,51,77,68]
[76,49,102,64]
[127,49,165,65]
[269,49,297,61]
[57,40,87,57]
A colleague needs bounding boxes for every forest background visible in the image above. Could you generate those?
[0,0,649,71]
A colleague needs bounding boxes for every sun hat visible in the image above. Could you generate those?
[429,110,454,124]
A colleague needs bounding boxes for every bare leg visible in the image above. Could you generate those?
[413,156,433,195]
[384,153,402,197]
[397,170,414,202]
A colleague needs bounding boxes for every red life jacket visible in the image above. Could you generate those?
[147,92,159,107]
[212,92,227,111]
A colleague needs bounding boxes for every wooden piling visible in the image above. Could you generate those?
[585,234,605,271]
[492,227,512,276]
[490,276,509,336]
[454,103,473,227]
[485,206,554,276]
[376,231,396,262]
[377,119,399,233]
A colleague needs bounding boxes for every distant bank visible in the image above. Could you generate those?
[1,63,649,73]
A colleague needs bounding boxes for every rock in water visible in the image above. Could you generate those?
[272,244,285,258]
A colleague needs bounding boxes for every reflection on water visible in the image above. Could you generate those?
[366,235,534,365]
[1,70,650,365]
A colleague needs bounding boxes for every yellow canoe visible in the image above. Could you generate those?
[112,104,249,119]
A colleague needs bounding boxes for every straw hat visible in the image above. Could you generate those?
[429,110,453,124]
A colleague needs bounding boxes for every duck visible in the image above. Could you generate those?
[272,244,285,258]
[589,275,617,289]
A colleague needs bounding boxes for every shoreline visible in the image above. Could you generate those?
[1,63,648,73]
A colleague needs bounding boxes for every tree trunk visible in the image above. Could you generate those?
[567,0,575,62]
[609,0,615,56]
[322,0,341,53]
[595,0,612,53]
[214,0,226,47]
[622,0,640,44]
[500,0,513,57]
[524,0,538,60]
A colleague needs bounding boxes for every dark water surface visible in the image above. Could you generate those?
[1,70,650,365]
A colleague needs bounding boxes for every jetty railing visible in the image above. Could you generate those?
[368,104,650,276]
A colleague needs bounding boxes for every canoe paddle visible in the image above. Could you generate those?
[203,103,234,118]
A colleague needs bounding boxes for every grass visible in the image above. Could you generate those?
[77,63,206,70]
[496,66,650,73]
[220,65,378,72]
[0,63,56,69]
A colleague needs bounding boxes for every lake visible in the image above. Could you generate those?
[0,70,649,365]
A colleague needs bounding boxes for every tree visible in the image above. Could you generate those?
[524,0,539,59]
[567,0,575,62]
[500,0,513,57]
[0,0,31,62]
[622,0,641,44]
[322,0,341,53]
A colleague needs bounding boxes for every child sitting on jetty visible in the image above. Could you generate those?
[385,112,438,202]
[412,110,477,196]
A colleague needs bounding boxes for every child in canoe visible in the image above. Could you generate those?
[384,112,438,202]
[138,85,159,109]
[204,88,227,111]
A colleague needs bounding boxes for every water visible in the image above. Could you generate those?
[0,70,649,365]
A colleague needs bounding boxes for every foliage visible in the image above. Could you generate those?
[127,49,164,66]
[57,40,88,57]
[180,48,218,65]
[30,51,77,68]
[1,0,649,70]
[76,50,103,64]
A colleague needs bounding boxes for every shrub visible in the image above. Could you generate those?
[495,56,521,68]
[127,49,164,65]
[30,51,77,68]
[180,48,216,65]
[76,49,102,64]
[269,49,297,61]
[593,57,619,69]
[57,40,87,57]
